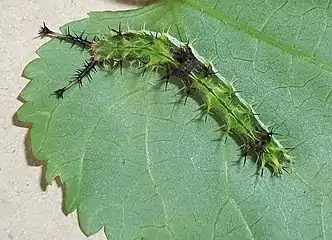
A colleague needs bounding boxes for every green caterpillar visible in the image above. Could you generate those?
[38,22,294,176]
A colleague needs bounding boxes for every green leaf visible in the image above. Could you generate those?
[16,0,332,239]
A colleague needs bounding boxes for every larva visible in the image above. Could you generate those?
[38,22,294,176]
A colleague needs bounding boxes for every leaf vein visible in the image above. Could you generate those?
[186,0,332,72]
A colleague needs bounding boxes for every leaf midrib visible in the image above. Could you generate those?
[185,0,332,73]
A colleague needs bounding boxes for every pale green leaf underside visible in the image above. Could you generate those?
[16,0,332,239]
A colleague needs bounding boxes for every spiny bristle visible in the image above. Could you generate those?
[66,29,92,48]
[72,60,98,87]
[109,22,123,36]
[38,22,54,38]
[52,88,66,99]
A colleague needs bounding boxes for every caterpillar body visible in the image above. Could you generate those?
[38,22,294,176]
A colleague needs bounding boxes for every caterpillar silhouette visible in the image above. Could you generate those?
[38,22,294,176]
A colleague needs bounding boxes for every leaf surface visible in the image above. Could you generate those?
[17,0,332,239]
